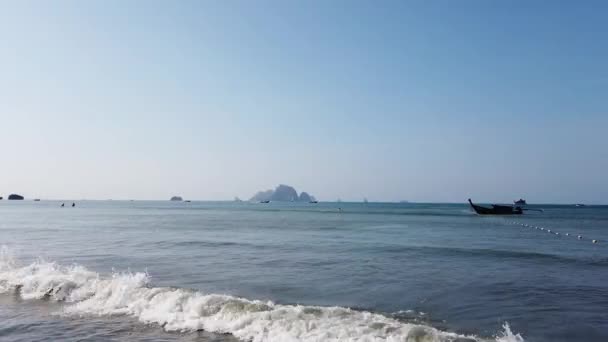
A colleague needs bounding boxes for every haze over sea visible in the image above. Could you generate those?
[1,200,607,342]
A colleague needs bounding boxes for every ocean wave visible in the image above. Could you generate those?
[150,240,247,249]
[378,245,608,266]
[0,250,523,342]
[161,205,475,218]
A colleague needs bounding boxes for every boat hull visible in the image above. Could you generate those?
[468,199,522,215]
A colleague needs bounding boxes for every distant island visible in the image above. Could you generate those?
[170,196,183,201]
[250,184,316,202]
[8,194,24,200]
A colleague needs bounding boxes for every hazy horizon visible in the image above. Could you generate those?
[1,188,606,206]
[1,1,606,204]
[2,196,605,205]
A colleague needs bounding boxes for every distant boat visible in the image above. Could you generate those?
[514,199,527,206]
[575,204,586,207]
[260,200,270,203]
[309,200,318,204]
[363,198,368,204]
[468,199,523,215]
[185,200,191,203]
[33,199,40,201]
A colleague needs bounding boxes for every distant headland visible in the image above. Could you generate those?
[250,184,316,202]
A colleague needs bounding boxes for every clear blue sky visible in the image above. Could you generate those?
[1,1,606,203]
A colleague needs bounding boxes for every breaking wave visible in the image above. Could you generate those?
[0,250,523,342]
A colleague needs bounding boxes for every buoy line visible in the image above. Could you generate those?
[506,220,601,245]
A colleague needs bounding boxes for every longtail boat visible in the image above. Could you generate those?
[468,199,523,215]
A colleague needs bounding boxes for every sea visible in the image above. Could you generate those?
[0,200,606,342]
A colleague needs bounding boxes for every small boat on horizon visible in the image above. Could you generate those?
[309,200,318,204]
[260,200,270,203]
[468,199,523,215]
[514,198,527,206]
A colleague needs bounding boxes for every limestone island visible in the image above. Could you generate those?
[250,184,316,203]
[170,196,183,201]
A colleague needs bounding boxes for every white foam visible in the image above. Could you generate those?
[496,323,525,342]
[0,251,524,342]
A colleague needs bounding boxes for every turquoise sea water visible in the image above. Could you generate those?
[0,200,606,341]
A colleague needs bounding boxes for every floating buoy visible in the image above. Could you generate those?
[566,233,569,236]
[540,228,544,230]
[578,235,582,240]
[592,240,598,244]
[555,232,559,235]
[547,229,552,233]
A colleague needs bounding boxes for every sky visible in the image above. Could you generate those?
[0,0,606,203]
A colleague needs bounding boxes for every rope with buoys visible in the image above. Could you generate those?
[506,220,602,245]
